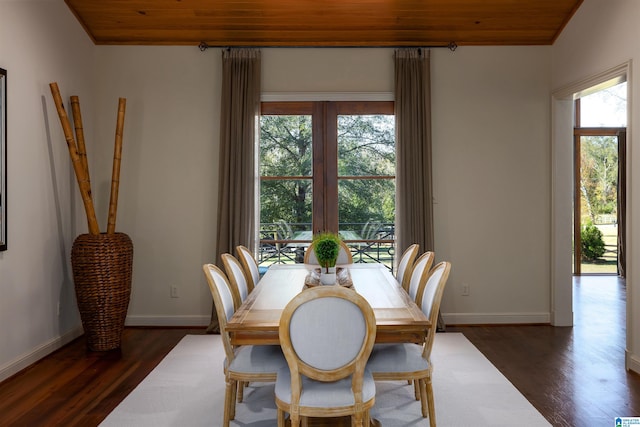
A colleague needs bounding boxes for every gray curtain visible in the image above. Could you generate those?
[207,48,261,333]
[394,48,434,255]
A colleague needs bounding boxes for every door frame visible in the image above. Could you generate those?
[551,62,630,327]
[573,126,626,275]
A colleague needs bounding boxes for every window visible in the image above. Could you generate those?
[258,101,395,269]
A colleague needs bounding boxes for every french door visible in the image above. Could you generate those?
[258,101,396,266]
[573,127,625,275]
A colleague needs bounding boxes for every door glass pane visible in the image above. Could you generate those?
[259,115,313,265]
[579,135,618,274]
[338,178,395,268]
[579,82,626,127]
[260,115,312,178]
[337,114,395,176]
[337,114,395,269]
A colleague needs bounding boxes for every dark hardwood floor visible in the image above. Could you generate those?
[0,276,637,426]
[0,327,205,426]
[450,275,640,427]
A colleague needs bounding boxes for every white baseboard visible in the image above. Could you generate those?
[626,350,640,374]
[442,312,551,325]
[550,309,574,327]
[0,326,84,383]
[125,315,211,327]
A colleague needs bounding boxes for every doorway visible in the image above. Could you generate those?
[573,80,627,277]
[551,62,630,327]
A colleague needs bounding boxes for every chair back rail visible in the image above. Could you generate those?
[396,243,419,291]
[221,253,250,310]
[407,251,434,306]
[236,245,260,291]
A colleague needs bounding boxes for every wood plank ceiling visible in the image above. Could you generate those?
[64,0,584,47]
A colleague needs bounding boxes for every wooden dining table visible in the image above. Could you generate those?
[226,263,431,346]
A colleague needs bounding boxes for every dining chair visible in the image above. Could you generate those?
[235,245,260,292]
[275,286,377,427]
[366,261,451,427]
[407,251,435,307]
[396,243,419,291]
[221,252,257,402]
[221,253,250,311]
[399,247,428,390]
[202,264,286,427]
[304,240,354,265]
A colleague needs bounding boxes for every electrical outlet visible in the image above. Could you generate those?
[170,285,179,298]
[462,283,470,296]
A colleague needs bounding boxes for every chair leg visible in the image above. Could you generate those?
[352,411,364,427]
[425,377,436,427]
[223,378,234,427]
[414,378,420,400]
[352,410,370,427]
[277,408,286,427]
[237,380,244,402]
[230,380,238,420]
[290,413,300,427]
[419,379,428,417]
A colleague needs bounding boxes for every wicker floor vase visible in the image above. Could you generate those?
[71,232,133,351]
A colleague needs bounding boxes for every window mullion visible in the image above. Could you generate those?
[324,102,339,233]
[311,102,325,234]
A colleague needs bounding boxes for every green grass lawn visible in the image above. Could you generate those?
[580,223,618,274]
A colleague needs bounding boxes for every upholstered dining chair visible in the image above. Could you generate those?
[304,240,354,265]
[221,253,250,311]
[407,251,435,307]
[221,252,256,402]
[396,243,419,291]
[275,286,377,427]
[202,264,286,427]
[236,245,261,292]
[366,261,451,427]
[400,247,429,390]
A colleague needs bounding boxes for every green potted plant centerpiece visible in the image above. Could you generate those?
[313,232,341,285]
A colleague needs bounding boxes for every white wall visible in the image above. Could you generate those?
[91,46,220,326]
[433,46,552,324]
[0,0,94,381]
[552,0,640,372]
[262,48,394,93]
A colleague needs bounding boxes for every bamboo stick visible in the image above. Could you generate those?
[49,82,100,235]
[70,96,90,184]
[107,97,126,234]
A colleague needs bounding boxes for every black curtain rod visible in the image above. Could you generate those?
[198,41,457,52]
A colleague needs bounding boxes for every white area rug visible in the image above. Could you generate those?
[100,333,550,427]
